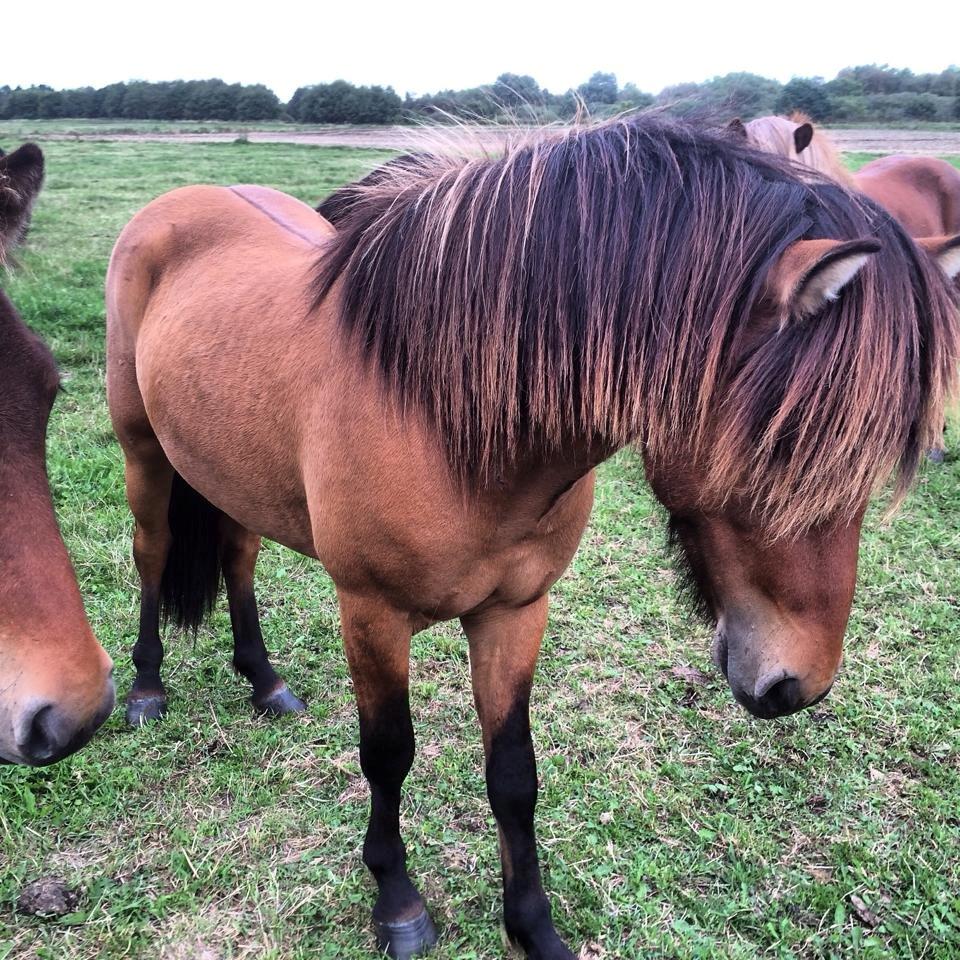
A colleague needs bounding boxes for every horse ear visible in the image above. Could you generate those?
[726,117,748,140]
[793,123,814,155]
[766,238,882,319]
[916,235,960,280]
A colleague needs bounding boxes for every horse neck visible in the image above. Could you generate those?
[490,437,615,518]
[808,140,855,187]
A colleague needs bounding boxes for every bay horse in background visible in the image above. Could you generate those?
[0,145,114,766]
[107,116,958,959]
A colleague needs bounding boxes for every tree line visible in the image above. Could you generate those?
[2,65,959,125]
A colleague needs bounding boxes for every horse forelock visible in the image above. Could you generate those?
[312,115,959,538]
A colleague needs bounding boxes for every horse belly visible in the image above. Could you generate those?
[135,288,317,556]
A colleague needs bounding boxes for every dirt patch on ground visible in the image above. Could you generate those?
[822,128,960,154]
[33,125,960,155]
[36,126,493,151]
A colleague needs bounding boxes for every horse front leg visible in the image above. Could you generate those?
[339,591,437,960]
[461,597,576,960]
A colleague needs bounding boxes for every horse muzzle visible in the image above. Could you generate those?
[713,626,835,720]
[5,679,116,766]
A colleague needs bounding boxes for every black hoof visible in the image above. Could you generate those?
[255,683,307,716]
[374,909,438,959]
[501,924,576,960]
[125,695,167,727]
[927,447,946,464]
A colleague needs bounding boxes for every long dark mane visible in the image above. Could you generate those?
[313,116,958,536]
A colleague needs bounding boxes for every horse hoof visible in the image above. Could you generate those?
[374,908,438,959]
[255,683,307,716]
[927,447,946,464]
[500,923,576,960]
[125,695,167,727]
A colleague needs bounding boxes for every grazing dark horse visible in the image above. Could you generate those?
[106,117,958,959]
[740,114,960,237]
[0,145,115,766]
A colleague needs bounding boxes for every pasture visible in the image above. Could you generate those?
[0,137,959,959]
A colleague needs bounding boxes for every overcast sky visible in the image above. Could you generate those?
[5,0,957,101]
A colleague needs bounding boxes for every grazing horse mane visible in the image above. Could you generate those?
[313,115,958,537]
[744,113,855,186]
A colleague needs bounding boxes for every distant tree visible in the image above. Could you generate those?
[122,81,161,119]
[288,81,402,124]
[236,85,281,121]
[776,78,832,119]
[60,86,103,118]
[618,83,654,109]
[841,64,910,95]
[701,72,781,117]
[903,93,938,120]
[491,73,542,107]
[6,87,43,118]
[35,88,64,119]
[824,74,864,98]
[184,79,238,120]
[154,81,190,120]
[99,82,128,118]
[931,67,960,97]
[578,72,618,104]
[655,82,702,109]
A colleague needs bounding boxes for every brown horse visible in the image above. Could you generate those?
[0,145,115,766]
[106,117,958,960]
[740,114,960,237]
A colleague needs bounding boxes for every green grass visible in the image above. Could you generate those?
[1,140,959,960]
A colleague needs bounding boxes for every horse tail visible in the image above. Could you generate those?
[160,471,223,632]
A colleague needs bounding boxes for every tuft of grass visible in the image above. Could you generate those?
[1,140,959,959]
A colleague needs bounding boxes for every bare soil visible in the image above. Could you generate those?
[822,127,960,154]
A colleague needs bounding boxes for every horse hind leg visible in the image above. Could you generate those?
[218,514,306,715]
[122,433,175,726]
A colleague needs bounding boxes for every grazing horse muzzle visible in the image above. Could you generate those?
[713,620,839,720]
[12,683,116,766]
[0,649,115,766]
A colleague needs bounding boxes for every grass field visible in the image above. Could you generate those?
[0,139,959,960]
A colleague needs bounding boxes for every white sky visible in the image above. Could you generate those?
[5,0,958,101]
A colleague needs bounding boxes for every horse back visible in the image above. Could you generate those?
[854,156,960,236]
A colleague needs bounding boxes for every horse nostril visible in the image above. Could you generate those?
[753,673,804,716]
[17,704,66,764]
